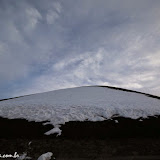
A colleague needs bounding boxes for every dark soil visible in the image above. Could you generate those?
[1,116,160,159]
[1,138,160,160]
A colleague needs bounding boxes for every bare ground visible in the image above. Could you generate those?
[1,116,160,160]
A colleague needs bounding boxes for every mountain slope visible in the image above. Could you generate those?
[0,86,160,135]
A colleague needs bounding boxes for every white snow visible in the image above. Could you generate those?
[45,125,61,136]
[37,152,53,160]
[0,86,160,135]
[114,120,119,123]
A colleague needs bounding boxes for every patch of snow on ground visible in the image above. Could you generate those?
[37,152,53,160]
[114,120,119,123]
[0,86,160,135]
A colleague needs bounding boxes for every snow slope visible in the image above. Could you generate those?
[0,86,160,135]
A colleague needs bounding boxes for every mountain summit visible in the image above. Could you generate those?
[0,86,160,135]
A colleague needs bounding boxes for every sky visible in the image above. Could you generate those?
[0,0,160,99]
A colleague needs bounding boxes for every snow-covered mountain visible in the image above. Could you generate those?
[0,86,160,135]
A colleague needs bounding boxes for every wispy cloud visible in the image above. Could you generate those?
[46,1,62,25]
[25,7,42,31]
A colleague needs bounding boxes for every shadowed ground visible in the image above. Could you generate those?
[1,116,160,159]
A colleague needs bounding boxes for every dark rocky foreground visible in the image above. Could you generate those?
[1,116,160,160]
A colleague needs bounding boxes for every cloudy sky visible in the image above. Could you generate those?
[0,0,160,99]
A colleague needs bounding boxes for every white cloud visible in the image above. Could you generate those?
[46,10,59,24]
[53,2,62,13]
[46,2,62,24]
[25,7,42,31]
[146,52,160,67]
[11,44,160,97]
